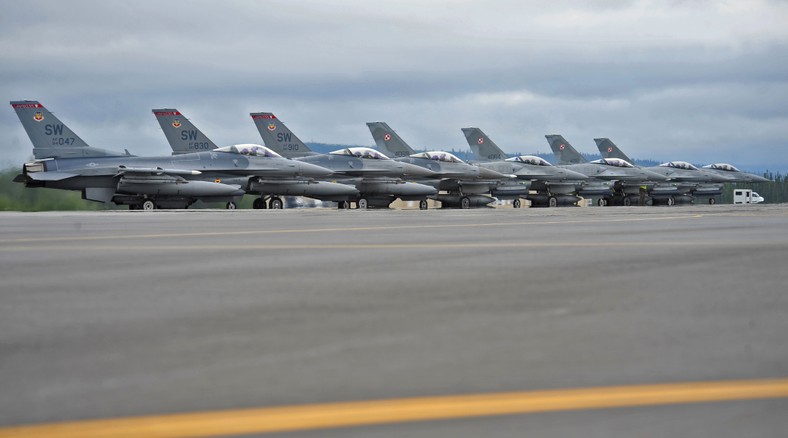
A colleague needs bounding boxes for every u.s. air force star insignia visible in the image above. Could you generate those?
[33,112,44,122]
[267,123,276,132]
[172,119,182,128]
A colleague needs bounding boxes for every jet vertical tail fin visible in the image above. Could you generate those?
[594,138,634,163]
[250,112,313,158]
[152,108,217,154]
[461,127,507,162]
[545,134,587,165]
[10,100,124,159]
[366,122,417,158]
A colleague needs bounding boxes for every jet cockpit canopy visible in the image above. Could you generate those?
[660,161,699,170]
[591,157,635,168]
[702,163,740,172]
[330,147,390,160]
[506,155,552,166]
[410,151,465,163]
[216,144,282,158]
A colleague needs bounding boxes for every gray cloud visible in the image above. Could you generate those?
[2,0,787,171]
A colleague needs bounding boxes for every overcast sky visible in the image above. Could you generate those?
[2,0,787,171]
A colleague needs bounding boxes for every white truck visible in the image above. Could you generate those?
[733,189,765,204]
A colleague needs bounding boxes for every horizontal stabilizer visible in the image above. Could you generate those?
[25,171,78,181]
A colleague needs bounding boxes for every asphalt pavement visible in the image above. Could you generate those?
[1,204,787,436]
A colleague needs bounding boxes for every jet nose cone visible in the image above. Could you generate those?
[752,174,770,183]
[706,172,733,183]
[563,168,588,180]
[299,161,334,178]
[401,162,435,178]
[642,169,668,181]
[477,166,507,179]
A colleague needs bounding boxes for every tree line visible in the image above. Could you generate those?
[720,172,788,204]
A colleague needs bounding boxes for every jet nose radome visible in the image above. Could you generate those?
[561,168,589,180]
[750,174,770,183]
[401,162,436,178]
[641,168,669,181]
[704,171,734,183]
[298,161,334,178]
[476,165,507,180]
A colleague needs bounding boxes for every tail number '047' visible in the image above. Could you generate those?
[51,137,76,146]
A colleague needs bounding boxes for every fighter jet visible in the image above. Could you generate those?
[11,100,318,210]
[595,137,731,205]
[701,163,770,183]
[546,135,668,206]
[153,109,358,209]
[251,112,437,209]
[461,127,589,207]
[367,122,521,208]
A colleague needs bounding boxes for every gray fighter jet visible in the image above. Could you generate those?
[251,112,437,209]
[701,163,770,183]
[546,135,668,206]
[153,109,358,209]
[461,127,589,207]
[595,137,730,205]
[10,100,250,209]
[367,122,522,208]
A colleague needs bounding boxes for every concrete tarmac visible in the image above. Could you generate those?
[1,205,787,436]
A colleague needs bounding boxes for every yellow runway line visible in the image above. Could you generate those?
[2,378,788,438]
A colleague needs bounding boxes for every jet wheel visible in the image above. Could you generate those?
[709,197,716,205]
[460,196,471,209]
[253,198,266,209]
[419,200,428,210]
[357,198,368,209]
[338,201,350,209]
[623,197,632,207]
[513,199,521,208]
[226,201,237,210]
[269,197,283,209]
[141,199,156,211]
[548,196,558,208]
[667,196,675,206]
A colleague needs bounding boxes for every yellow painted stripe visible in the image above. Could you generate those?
[1,378,788,438]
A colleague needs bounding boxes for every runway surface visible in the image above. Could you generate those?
[1,204,787,436]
